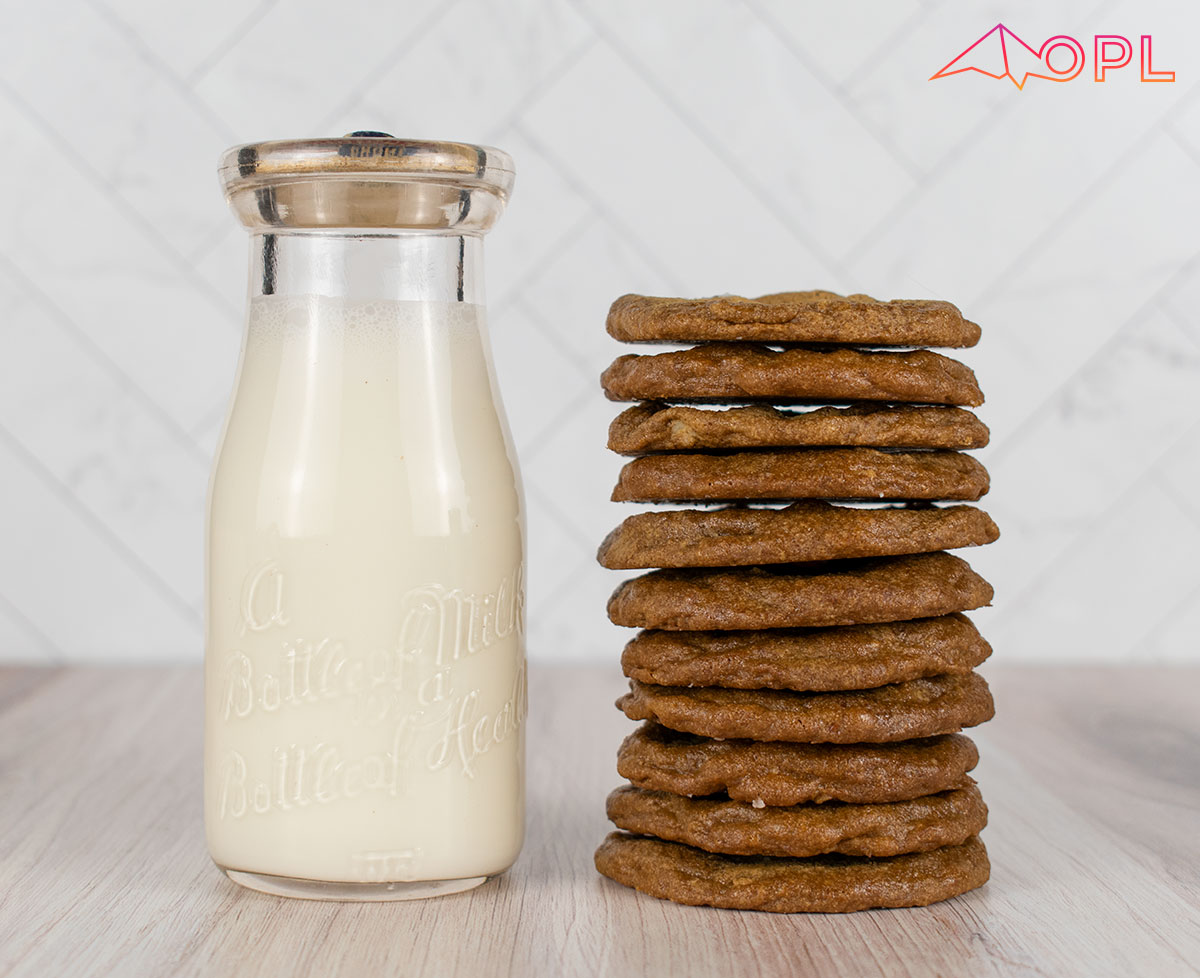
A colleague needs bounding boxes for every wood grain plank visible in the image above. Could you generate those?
[0,665,1196,978]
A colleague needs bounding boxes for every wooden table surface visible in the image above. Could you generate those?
[0,664,1197,978]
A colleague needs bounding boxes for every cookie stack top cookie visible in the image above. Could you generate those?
[594,290,997,914]
[605,292,982,347]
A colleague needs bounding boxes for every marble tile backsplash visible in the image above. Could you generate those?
[0,0,1196,662]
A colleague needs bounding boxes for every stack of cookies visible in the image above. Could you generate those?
[592,292,998,913]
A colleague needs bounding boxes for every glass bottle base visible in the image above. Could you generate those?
[221,867,490,902]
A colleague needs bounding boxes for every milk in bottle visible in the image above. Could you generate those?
[205,136,524,900]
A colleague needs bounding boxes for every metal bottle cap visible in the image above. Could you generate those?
[219,133,515,233]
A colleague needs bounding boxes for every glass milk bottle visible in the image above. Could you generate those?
[205,135,525,900]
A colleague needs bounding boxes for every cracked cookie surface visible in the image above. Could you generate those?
[594,832,990,912]
[605,292,981,348]
[605,783,987,858]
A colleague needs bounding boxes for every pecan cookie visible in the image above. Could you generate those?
[617,724,979,805]
[606,292,981,348]
[607,552,993,630]
[620,614,990,691]
[611,449,989,503]
[594,832,989,912]
[608,402,990,453]
[616,673,993,743]
[605,783,987,858]
[598,501,999,568]
[601,344,983,406]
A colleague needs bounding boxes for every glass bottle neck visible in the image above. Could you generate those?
[248,232,485,304]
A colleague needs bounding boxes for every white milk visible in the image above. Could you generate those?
[204,295,525,886]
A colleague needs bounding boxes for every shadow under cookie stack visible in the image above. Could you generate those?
[592,292,998,913]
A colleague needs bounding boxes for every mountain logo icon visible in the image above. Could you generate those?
[930,24,1086,89]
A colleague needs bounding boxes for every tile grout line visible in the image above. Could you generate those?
[0,424,203,629]
[1154,468,1200,535]
[834,3,935,101]
[1088,465,1200,661]
[524,480,598,553]
[512,287,603,381]
[839,96,1020,268]
[187,399,231,445]
[970,82,1200,460]
[0,591,66,663]
[987,247,1200,464]
[510,121,688,294]
[741,0,927,181]
[991,412,1200,632]
[483,35,601,146]
[314,0,469,132]
[491,210,600,318]
[829,0,1141,271]
[0,252,209,463]
[83,0,238,143]
[1163,124,1200,173]
[0,78,241,323]
[186,221,238,267]
[1155,297,1200,354]
[185,0,282,86]
[529,550,598,623]
[1127,573,1200,660]
[563,0,846,282]
[968,92,1200,311]
[518,386,596,466]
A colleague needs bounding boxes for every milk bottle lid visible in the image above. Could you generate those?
[219,132,515,233]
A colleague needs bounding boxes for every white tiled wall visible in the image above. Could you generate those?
[0,0,1196,663]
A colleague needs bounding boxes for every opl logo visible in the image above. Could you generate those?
[931,24,1175,89]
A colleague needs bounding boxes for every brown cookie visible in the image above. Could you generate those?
[607,402,990,454]
[594,832,989,912]
[606,293,981,348]
[618,723,979,805]
[611,449,989,503]
[607,552,993,630]
[598,501,999,569]
[606,783,988,858]
[616,673,994,743]
[621,614,991,691]
[600,344,983,406]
